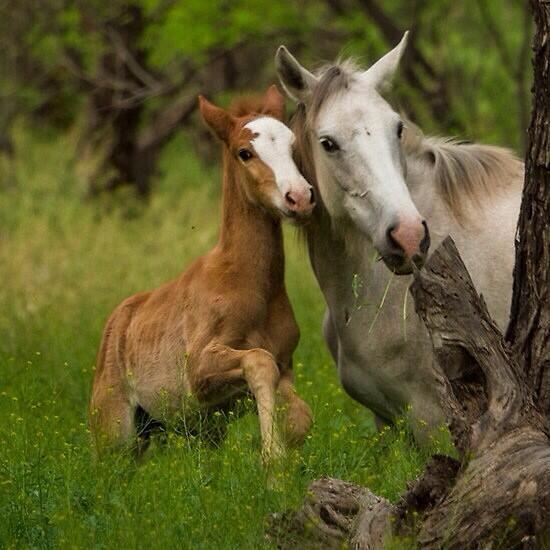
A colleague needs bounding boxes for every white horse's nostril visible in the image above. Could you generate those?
[386,224,399,251]
[388,219,426,260]
[309,188,315,204]
[420,221,430,254]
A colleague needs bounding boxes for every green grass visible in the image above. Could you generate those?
[0,127,450,549]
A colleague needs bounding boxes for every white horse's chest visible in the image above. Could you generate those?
[309,188,519,427]
[313,239,424,359]
[313,241,439,420]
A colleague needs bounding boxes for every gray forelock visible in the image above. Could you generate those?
[308,60,360,122]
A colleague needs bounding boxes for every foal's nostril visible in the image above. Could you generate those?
[420,220,431,254]
[386,224,400,252]
[309,188,315,204]
[285,191,296,206]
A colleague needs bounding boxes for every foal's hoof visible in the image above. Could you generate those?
[262,440,286,466]
[264,452,287,490]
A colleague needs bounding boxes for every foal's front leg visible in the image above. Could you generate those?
[193,344,283,463]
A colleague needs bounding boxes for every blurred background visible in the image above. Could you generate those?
[0,3,535,547]
[0,0,532,197]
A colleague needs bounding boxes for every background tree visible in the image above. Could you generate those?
[0,0,532,195]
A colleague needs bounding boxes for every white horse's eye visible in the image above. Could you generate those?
[320,137,340,153]
[397,122,404,139]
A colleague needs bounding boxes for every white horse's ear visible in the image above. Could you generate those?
[275,46,319,103]
[362,31,409,91]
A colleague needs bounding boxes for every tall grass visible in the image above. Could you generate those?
[0,127,450,548]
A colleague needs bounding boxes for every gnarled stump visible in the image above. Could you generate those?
[271,238,550,548]
[268,477,392,549]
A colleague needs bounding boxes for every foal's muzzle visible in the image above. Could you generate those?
[283,184,315,220]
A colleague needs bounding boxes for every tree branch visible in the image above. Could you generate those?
[104,26,166,92]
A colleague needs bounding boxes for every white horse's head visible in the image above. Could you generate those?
[276,33,430,274]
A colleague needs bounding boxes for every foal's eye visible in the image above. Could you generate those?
[320,137,339,153]
[397,121,404,139]
[238,149,253,161]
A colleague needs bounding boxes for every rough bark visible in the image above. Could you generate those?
[407,239,550,548]
[268,477,393,549]
[507,0,550,417]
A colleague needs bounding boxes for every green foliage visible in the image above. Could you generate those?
[142,0,312,66]
[1,0,532,152]
[0,127,451,548]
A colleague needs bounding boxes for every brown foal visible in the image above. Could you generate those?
[89,86,315,463]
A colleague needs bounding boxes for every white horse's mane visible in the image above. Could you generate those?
[402,122,523,219]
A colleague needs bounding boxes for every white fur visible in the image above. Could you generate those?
[246,117,309,211]
[313,88,422,250]
[362,31,408,91]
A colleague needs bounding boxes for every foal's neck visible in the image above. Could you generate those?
[217,148,284,290]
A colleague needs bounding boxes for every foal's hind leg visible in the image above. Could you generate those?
[276,369,312,446]
[193,344,282,463]
[90,294,148,458]
[89,380,137,458]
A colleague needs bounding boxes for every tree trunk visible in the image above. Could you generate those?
[81,5,150,196]
[271,2,550,546]
[506,0,550,416]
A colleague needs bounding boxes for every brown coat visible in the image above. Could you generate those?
[90,87,313,462]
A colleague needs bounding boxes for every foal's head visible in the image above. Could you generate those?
[276,33,430,274]
[198,85,315,222]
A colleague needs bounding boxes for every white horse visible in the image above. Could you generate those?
[276,33,524,441]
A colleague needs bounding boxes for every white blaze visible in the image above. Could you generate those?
[245,117,304,195]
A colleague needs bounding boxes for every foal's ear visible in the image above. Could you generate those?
[275,46,318,103]
[198,95,235,144]
[362,31,409,92]
[261,85,285,121]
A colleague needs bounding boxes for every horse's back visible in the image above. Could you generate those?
[449,180,523,330]
[94,290,151,382]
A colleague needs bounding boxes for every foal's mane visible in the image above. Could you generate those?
[229,95,266,117]
[291,58,524,221]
